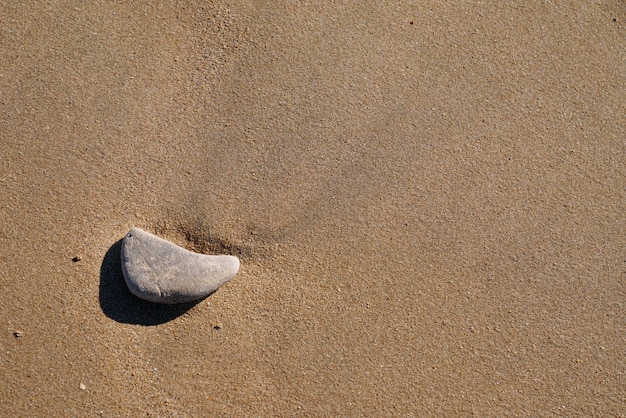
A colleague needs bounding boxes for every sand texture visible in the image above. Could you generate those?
[1,2,624,416]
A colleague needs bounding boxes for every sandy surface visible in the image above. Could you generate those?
[1,2,624,416]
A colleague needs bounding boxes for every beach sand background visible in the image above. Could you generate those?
[1,1,624,416]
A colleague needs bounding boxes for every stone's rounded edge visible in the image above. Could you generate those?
[120,228,158,303]
[205,254,240,292]
[120,227,241,304]
[229,255,241,278]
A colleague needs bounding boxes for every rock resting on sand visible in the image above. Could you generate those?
[121,227,239,304]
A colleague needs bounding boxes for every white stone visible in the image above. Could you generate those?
[121,227,239,304]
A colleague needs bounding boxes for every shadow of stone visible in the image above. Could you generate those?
[99,239,200,325]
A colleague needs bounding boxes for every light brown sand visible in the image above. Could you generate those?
[1,2,624,416]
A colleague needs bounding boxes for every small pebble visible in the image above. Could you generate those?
[13,330,24,338]
[121,227,240,304]
[72,255,82,262]
[79,383,86,391]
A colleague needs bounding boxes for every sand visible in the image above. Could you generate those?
[1,2,624,416]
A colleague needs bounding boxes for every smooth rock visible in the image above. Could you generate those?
[121,227,240,304]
